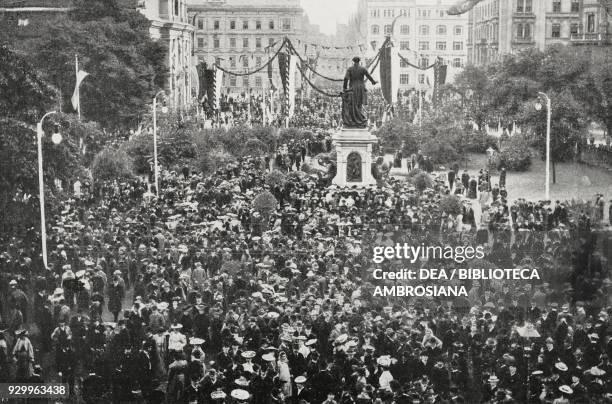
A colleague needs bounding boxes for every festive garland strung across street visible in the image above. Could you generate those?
[295,62,341,98]
[215,38,288,76]
[213,36,387,101]
[397,52,437,70]
[285,37,385,83]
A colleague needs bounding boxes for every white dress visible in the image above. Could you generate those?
[277,360,292,397]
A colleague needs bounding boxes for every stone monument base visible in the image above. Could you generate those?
[332,127,378,187]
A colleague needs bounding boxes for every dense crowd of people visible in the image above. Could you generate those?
[198,89,396,133]
[0,140,611,403]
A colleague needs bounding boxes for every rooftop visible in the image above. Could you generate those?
[188,0,301,10]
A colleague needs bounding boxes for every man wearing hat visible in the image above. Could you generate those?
[481,374,500,402]
[292,375,312,404]
[8,279,28,324]
[108,270,125,322]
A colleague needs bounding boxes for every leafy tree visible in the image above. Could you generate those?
[0,47,83,235]
[265,170,287,189]
[496,135,532,172]
[519,90,586,162]
[196,147,234,176]
[439,195,462,215]
[580,51,612,137]
[448,64,491,130]
[412,172,434,192]
[92,147,133,182]
[252,191,278,225]
[24,0,167,130]
[0,45,56,123]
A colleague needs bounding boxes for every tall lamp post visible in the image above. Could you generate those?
[37,111,62,269]
[535,92,551,201]
[152,90,167,197]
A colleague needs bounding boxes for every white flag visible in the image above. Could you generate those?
[71,70,89,111]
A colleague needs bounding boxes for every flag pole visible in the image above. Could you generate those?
[75,54,81,120]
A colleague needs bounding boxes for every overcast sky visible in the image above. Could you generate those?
[300,0,359,35]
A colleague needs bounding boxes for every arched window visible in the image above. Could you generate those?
[371,25,380,34]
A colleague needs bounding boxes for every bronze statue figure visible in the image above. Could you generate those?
[341,56,378,128]
[346,152,363,182]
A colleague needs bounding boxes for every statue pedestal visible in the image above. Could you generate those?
[332,128,378,187]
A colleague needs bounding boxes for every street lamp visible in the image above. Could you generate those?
[535,92,552,201]
[36,111,61,269]
[152,90,167,197]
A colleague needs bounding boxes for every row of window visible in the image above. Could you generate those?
[197,37,277,50]
[224,76,263,87]
[514,0,580,14]
[370,8,458,19]
[398,64,462,85]
[551,0,580,13]
[473,19,592,42]
[371,24,463,36]
[473,22,500,42]
[551,22,579,38]
[197,18,292,31]
[415,41,464,51]
[399,57,463,69]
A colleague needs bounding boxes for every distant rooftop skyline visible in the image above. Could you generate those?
[301,0,359,35]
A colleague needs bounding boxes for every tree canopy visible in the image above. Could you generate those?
[25,0,167,130]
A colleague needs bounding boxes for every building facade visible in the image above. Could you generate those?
[363,0,469,93]
[138,0,195,109]
[188,0,304,95]
[467,0,611,66]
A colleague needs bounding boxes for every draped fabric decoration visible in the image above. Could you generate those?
[288,55,297,118]
[379,44,393,105]
[197,62,207,102]
[214,69,223,110]
[278,52,289,94]
[433,59,448,108]
[204,68,216,110]
[278,52,290,115]
[398,53,437,70]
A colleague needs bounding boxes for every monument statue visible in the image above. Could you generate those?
[341,57,378,128]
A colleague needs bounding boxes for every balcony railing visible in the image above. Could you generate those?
[570,32,612,45]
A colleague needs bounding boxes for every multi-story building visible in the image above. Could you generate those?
[467,0,611,66]
[188,0,304,95]
[0,0,195,110]
[363,0,469,93]
[138,0,195,109]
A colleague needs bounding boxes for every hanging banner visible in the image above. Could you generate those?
[278,52,290,115]
[379,45,393,104]
[288,55,297,117]
[433,59,448,108]
[204,68,216,110]
[278,52,289,94]
[214,69,223,110]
